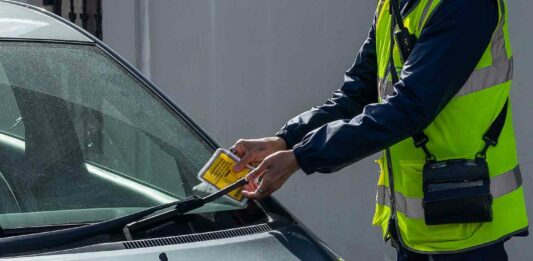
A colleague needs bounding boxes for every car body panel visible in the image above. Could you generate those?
[0,1,92,42]
[9,225,336,260]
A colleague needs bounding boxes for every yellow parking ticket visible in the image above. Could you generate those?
[197,149,252,206]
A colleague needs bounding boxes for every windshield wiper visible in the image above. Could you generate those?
[0,178,248,257]
[123,178,248,239]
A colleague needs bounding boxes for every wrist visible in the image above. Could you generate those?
[286,149,300,172]
[267,136,287,152]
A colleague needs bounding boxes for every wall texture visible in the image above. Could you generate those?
[102,1,533,260]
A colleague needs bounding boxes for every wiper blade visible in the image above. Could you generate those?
[0,178,248,257]
[123,178,248,239]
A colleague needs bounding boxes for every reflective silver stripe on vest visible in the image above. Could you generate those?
[377,77,394,99]
[417,0,435,31]
[456,57,513,97]
[376,0,385,16]
[376,165,522,219]
[456,2,512,97]
[377,185,426,219]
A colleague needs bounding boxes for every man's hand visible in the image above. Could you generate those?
[241,150,299,200]
[230,137,287,172]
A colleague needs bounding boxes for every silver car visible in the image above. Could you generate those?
[0,1,341,260]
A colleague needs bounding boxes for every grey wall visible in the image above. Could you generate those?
[102,1,533,260]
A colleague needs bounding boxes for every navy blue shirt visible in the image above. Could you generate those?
[276,0,499,174]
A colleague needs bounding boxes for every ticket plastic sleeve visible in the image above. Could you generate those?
[197,149,252,205]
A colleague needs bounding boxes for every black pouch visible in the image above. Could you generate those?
[412,98,508,226]
[422,158,492,225]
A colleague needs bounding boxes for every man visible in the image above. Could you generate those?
[231,0,528,260]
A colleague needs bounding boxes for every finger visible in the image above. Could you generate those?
[230,140,246,157]
[229,146,241,157]
[249,161,261,168]
[243,182,257,192]
[244,162,268,182]
[246,172,273,199]
[245,177,274,200]
[243,183,252,192]
[251,181,259,190]
[234,152,256,172]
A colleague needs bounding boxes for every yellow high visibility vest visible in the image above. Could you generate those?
[372,0,528,253]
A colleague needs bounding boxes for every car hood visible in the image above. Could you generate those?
[7,224,339,260]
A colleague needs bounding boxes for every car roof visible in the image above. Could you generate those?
[0,0,93,42]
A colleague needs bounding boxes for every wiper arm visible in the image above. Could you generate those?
[0,178,248,257]
[123,178,248,239]
[0,202,175,257]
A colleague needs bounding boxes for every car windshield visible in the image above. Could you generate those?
[0,41,237,230]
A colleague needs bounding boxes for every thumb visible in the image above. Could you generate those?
[245,161,268,182]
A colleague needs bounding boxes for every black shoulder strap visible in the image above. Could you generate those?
[477,99,509,158]
[387,10,436,161]
[385,0,405,249]
[484,99,509,144]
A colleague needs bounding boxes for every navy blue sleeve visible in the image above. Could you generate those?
[275,16,378,149]
[292,0,499,174]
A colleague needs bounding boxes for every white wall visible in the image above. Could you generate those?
[102,1,533,260]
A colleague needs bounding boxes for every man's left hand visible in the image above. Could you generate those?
[242,150,300,200]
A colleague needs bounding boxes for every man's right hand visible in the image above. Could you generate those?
[230,137,287,172]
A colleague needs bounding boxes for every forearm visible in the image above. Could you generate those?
[277,20,378,148]
[293,98,431,174]
[276,89,375,148]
